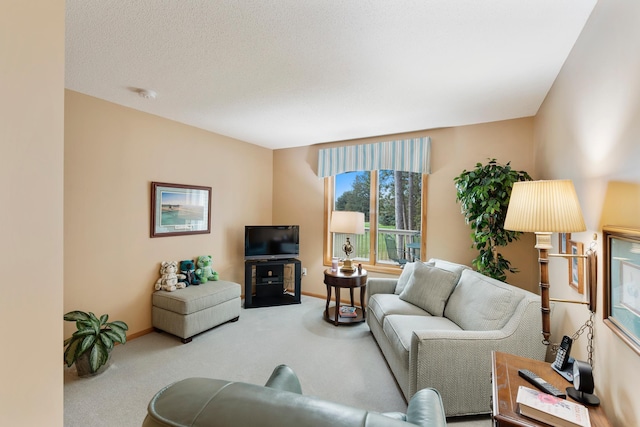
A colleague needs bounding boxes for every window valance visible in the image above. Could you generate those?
[317,137,431,177]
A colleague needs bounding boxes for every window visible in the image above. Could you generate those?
[325,171,427,273]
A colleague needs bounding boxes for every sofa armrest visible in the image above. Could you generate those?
[367,278,398,301]
[405,388,447,427]
[408,298,546,416]
[264,364,302,394]
[409,330,510,416]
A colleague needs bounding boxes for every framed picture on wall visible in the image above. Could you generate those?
[568,240,584,294]
[151,182,211,238]
[604,226,640,356]
[558,232,571,254]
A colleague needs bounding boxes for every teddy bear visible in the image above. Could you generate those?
[180,259,200,286]
[154,261,187,292]
[195,255,219,282]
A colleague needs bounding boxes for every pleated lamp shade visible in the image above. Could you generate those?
[504,180,586,233]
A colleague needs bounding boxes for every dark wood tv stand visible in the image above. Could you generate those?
[244,259,301,308]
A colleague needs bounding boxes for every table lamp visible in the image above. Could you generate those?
[330,211,365,273]
[504,180,586,344]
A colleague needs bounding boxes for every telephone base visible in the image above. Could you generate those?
[551,357,575,382]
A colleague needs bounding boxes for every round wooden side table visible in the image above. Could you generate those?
[323,268,367,326]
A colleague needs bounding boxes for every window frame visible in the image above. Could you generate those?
[324,172,428,274]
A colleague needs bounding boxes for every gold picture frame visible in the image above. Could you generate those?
[568,240,584,294]
[603,226,640,356]
[558,232,571,254]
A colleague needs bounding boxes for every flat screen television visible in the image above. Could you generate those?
[244,225,300,260]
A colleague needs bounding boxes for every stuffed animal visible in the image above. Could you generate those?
[196,255,219,282]
[180,259,200,286]
[154,261,187,292]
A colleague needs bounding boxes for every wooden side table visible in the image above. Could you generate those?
[491,351,611,427]
[323,268,367,326]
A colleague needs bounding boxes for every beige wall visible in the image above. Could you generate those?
[535,0,640,425]
[0,1,65,425]
[64,91,273,338]
[273,118,540,299]
[10,2,635,425]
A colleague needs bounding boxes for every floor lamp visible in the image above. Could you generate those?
[504,180,586,344]
[330,211,365,273]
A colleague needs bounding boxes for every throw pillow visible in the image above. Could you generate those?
[394,261,435,295]
[399,262,458,316]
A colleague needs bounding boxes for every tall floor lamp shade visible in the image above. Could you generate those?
[504,180,586,344]
[330,211,365,273]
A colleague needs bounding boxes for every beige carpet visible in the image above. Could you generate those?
[64,295,490,426]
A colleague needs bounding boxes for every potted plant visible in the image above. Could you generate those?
[63,310,128,376]
[454,159,532,281]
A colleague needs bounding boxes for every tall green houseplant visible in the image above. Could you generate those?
[454,159,532,281]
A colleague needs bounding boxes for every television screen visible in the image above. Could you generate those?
[244,225,300,260]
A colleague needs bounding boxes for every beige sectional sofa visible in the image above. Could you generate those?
[367,259,546,417]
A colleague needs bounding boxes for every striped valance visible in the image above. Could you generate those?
[317,137,431,177]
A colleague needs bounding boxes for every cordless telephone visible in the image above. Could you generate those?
[553,335,573,370]
[551,335,575,382]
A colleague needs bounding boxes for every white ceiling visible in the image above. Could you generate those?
[65,1,597,150]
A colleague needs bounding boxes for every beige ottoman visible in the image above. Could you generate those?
[152,281,241,343]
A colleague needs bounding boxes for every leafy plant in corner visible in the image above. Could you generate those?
[454,159,532,281]
[63,310,128,375]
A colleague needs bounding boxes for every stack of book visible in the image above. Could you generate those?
[516,386,591,427]
[339,306,357,318]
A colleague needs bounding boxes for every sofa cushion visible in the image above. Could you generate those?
[383,314,462,363]
[369,294,430,325]
[394,260,435,295]
[399,263,458,316]
[444,269,525,331]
